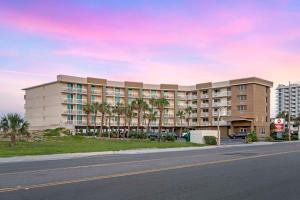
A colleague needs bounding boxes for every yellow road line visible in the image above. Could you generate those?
[0,149,299,193]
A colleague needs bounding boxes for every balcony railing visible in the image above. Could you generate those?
[177,95,186,100]
[91,90,101,95]
[200,112,209,117]
[201,122,210,126]
[212,91,231,98]
[200,94,209,99]
[212,102,230,107]
[187,104,197,109]
[62,87,87,94]
[200,103,209,108]
[63,99,87,104]
[212,121,228,126]
[164,114,174,118]
[187,95,197,100]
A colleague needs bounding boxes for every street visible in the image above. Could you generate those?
[1,142,300,200]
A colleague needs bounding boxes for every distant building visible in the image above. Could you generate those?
[276,83,300,117]
[23,75,273,138]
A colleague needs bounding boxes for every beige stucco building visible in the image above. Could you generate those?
[23,75,273,138]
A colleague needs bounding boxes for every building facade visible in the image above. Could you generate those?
[23,75,273,138]
[276,83,300,118]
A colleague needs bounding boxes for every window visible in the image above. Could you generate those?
[203,109,209,112]
[77,94,82,99]
[238,95,247,101]
[260,128,266,135]
[67,93,73,99]
[67,115,73,121]
[202,90,208,94]
[77,115,82,121]
[237,105,247,111]
[115,97,121,104]
[214,99,220,102]
[67,104,73,110]
[77,84,82,89]
[77,104,82,111]
[203,118,209,122]
[203,100,209,103]
[67,83,73,88]
[91,95,96,101]
[240,128,247,133]
[238,85,247,91]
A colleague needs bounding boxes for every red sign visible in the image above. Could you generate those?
[274,118,285,132]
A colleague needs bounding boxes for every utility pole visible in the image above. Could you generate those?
[288,81,292,141]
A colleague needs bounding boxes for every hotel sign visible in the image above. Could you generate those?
[274,118,285,132]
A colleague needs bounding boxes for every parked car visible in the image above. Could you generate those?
[229,132,248,139]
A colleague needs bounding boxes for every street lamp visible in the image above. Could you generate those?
[217,106,226,146]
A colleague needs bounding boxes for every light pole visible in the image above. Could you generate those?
[217,106,226,146]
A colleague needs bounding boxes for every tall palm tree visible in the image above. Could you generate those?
[176,110,185,137]
[98,102,109,137]
[0,116,9,134]
[113,103,124,138]
[83,103,92,134]
[144,108,157,132]
[124,103,134,138]
[106,105,113,138]
[155,98,169,141]
[132,98,147,131]
[3,113,29,146]
[185,106,193,130]
[91,102,100,136]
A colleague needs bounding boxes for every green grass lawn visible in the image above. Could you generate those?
[0,136,203,157]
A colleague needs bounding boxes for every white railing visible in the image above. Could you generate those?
[201,112,209,117]
[187,95,197,100]
[177,95,186,99]
[212,121,228,126]
[200,103,209,108]
[212,91,231,97]
[212,102,229,107]
[91,90,101,95]
[201,122,210,126]
[106,91,115,96]
[187,104,197,109]
[128,93,140,98]
[63,99,87,104]
[164,114,174,118]
[200,94,209,99]
[115,92,125,97]
[62,88,87,94]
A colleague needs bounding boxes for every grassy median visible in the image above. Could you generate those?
[0,136,203,157]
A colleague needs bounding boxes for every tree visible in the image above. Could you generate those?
[0,116,9,134]
[124,103,134,138]
[276,111,289,121]
[176,110,185,137]
[106,105,113,138]
[83,103,92,134]
[144,108,157,132]
[98,102,109,137]
[132,98,147,132]
[113,103,124,138]
[185,106,193,130]
[149,98,156,110]
[294,115,300,139]
[91,102,101,136]
[155,98,169,141]
[3,113,29,146]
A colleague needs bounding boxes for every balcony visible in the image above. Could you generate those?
[200,112,209,117]
[212,91,231,98]
[64,120,87,126]
[115,92,125,97]
[63,99,87,104]
[187,95,197,100]
[200,94,209,99]
[200,103,209,108]
[187,104,197,109]
[177,104,187,109]
[201,122,210,126]
[91,90,101,95]
[62,87,87,94]
[177,95,186,100]
[142,94,151,98]
[212,102,229,107]
[212,121,229,126]
[128,93,140,98]
[164,114,174,118]
[106,91,115,96]
[190,113,198,118]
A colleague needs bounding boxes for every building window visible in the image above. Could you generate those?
[115,97,121,104]
[67,115,73,121]
[67,83,73,88]
[67,104,73,110]
[203,109,209,112]
[203,118,209,122]
[77,104,82,111]
[214,99,220,102]
[203,100,209,103]
[238,85,247,91]
[238,95,247,101]
[202,90,208,94]
[237,105,247,111]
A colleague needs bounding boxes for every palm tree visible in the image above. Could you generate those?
[124,103,134,138]
[0,116,9,134]
[176,110,185,137]
[149,98,156,110]
[3,113,29,146]
[144,109,157,132]
[83,103,92,134]
[98,102,109,137]
[113,103,124,138]
[185,106,193,130]
[91,102,100,136]
[132,98,147,132]
[277,111,289,122]
[294,115,300,139]
[106,105,113,138]
[155,98,169,141]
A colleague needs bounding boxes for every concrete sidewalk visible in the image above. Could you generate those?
[0,141,296,164]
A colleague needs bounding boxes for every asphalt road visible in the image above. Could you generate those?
[1,142,300,200]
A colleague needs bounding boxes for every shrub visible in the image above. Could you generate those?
[265,136,274,142]
[292,134,298,141]
[283,134,289,141]
[43,128,60,136]
[129,131,147,139]
[245,137,252,143]
[204,136,217,145]
[247,131,258,142]
[163,134,176,142]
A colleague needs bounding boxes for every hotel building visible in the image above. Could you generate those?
[276,83,300,117]
[23,75,273,138]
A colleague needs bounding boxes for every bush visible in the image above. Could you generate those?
[203,136,217,145]
[163,134,176,142]
[265,136,274,142]
[247,131,258,142]
[292,134,299,141]
[129,131,147,139]
[44,128,72,137]
[245,137,252,143]
[283,134,289,141]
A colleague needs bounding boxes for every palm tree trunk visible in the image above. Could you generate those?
[117,115,120,138]
[147,119,151,132]
[137,110,141,132]
[100,112,105,137]
[86,114,90,135]
[10,133,16,147]
[159,110,163,142]
[180,118,183,137]
[94,112,97,136]
[108,117,111,138]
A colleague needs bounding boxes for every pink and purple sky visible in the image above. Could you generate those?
[0,0,300,116]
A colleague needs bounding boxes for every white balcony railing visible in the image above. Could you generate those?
[201,122,210,126]
[201,112,209,117]
[187,104,197,109]
[200,94,209,99]
[187,95,197,100]
[212,102,230,107]
[200,103,209,108]
[91,90,101,95]
[63,99,87,104]
[212,121,228,126]
[212,91,231,98]
[62,87,87,94]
